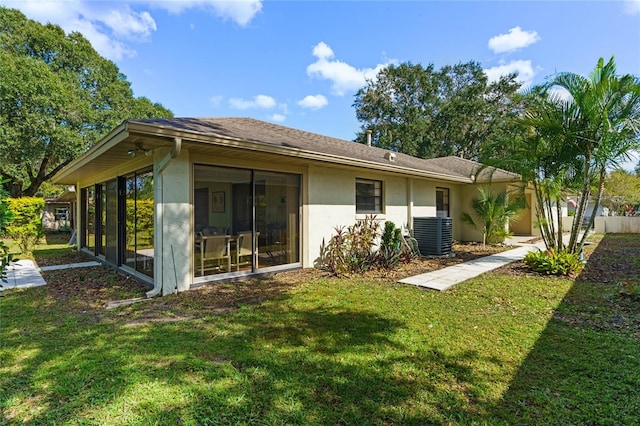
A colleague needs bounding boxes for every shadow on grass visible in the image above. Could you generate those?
[491,234,640,425]
[0,295,407,424]
[1,285,512,425]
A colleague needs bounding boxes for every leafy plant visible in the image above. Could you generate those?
[461,187,523,247]
[6,197,44,254]
[381,220,402,252]
[319,218,408,276]
[0,182,14,284]
[524,248,584,276]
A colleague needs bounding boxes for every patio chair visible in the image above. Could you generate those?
[200,235,231,275]
[236,232,259,270]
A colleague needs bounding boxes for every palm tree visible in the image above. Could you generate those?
[461,187,523,247]
[545,57,640,253]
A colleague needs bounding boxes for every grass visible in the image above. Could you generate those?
[1,234,639,424]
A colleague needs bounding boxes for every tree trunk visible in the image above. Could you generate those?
[568,154,591,253]
[578,168,606,251]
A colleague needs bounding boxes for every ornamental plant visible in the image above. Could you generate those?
[319,217,409,276]
[523,248,584,277]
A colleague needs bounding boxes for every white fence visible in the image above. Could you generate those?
[562,216,640,234]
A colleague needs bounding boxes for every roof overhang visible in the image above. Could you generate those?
[53,120,518,185]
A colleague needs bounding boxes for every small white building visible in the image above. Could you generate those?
[53,118,536,296]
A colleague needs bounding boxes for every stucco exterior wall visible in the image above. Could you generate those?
[304,165,494,265]
[412,180,437,218]
[155,148,192,294]
[305,166,357,266]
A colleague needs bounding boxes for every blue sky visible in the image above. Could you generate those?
[3,0,640,166]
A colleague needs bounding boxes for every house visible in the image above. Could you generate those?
[42,186,77,233]
[52,117,537,296]
[42,197,71,232]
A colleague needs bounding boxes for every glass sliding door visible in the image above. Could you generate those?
[98,183,107,257]
[194,164,301,280]
[194,165,252,277]
[105,179,118,264]
[255,171,300,268]
[82,186,96,253]
[124,169,154,277]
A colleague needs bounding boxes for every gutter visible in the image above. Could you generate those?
[146,136,182,298]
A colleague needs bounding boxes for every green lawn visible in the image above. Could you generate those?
[1,234,639,425]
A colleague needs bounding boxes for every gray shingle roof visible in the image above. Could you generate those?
[130,117,518,182]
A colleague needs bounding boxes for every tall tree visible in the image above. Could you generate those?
[0,7,172,197]
[490,57,640,254]
[352,61,521,160]
[547,57,640,252]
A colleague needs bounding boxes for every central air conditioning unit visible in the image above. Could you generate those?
[413,216,453,256]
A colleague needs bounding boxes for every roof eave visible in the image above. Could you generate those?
[126,121,502,183]
[52,122,130,184]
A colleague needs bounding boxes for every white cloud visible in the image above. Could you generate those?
[485,60,537,87]
[0,0,262,60]
[298,94,328,110]
[229,95,277,110]
[209,95,224,107]
[625,0,640,14]
[270,114,286,123]
[306,41,396,96]
[548,86,573,103]
[148,0,262,26]
[103,8,157,39]
[488,26,541,54]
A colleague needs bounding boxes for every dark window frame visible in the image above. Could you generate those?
[436,187,450,218]
[356,178,383,214]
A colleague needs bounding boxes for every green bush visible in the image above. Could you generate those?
[6,197,45,255]
[0,184,14,284]
[381,221,402,252]
[523,248,584,276]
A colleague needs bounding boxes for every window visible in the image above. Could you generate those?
[54,208,69,221]
[193,164,301,279]
[356,179,382,214]
[436,187,449,217]
[81,186,96,251]
[124,169,154,278]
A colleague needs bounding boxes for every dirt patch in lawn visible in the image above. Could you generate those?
[38,242,510,320]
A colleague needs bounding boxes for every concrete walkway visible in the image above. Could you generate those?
[1,260,99,292]
[2,259,47,291]
[398,242,545,291]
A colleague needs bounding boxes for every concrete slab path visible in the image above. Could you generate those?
[2,259,47,291]
[398,242,546,291]
[1,260,101,292]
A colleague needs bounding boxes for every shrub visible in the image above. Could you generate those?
[461,187,523,246]
[0,184,14,284]
[523,248,584,276]
[381,221,402,252]
[319,216,380,276]
[6,197,45,255]
[319,218,409,276]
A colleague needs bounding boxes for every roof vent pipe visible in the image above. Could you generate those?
[366,129,372,147]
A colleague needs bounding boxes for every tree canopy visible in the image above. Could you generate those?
[602,169,640,215]
[352,61,522,159]
[0,7,172,197]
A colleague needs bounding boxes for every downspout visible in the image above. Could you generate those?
[146,137,182,298]
[406,178,414,231]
